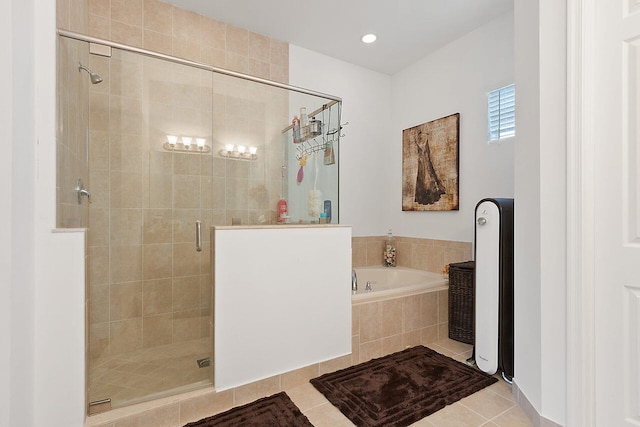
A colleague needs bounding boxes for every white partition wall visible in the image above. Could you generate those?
[213,225,352,391]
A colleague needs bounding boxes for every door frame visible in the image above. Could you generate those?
[566,0,596,425]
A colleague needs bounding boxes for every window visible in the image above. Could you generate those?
[488,84,515,142]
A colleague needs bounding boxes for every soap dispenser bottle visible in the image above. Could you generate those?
[383,229,397,267]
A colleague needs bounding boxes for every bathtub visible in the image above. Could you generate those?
[352,266,448,303]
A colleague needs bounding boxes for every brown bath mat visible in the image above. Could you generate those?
[183,391,313,427]
[310,345,498,427]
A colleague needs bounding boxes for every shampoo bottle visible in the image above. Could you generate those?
[383,229,397,267]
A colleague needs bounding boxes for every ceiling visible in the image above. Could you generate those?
[166,0,514,75]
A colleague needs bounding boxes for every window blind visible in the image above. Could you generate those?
[488,84,515,141]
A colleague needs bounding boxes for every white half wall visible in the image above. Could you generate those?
[289,45,393,237]
[214,225,352,390]
[390,12,515,242]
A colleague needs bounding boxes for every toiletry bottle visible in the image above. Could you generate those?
[277,198,288,224]
[300,107,309,141]
[383,229,397,267]
[292,116,301,144]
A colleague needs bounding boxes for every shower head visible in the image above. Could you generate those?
[78,62,103,84]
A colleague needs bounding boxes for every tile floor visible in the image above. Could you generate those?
[285,339,533,427]
[89,337,212,408]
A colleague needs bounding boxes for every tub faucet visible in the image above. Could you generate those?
[351,269,357,291]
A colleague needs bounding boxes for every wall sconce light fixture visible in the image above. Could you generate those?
[163,135,211,153]
[219,144,258,161]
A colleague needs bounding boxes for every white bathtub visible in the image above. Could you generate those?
[352,266,448,303]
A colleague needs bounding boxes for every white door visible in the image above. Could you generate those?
[594,0,640,424]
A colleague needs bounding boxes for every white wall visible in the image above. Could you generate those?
[514,0,567,424]
[2,0,37,426]
[390,12,515,243]
[13,0,87,426]
[289,45,393,236]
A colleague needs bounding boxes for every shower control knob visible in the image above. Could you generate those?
[477,217,487,226]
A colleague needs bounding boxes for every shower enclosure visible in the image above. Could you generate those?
[57,32,341,412]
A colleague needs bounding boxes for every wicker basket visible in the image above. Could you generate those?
[448,261,475,344]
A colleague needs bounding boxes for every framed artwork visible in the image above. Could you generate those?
[402,113,459,211]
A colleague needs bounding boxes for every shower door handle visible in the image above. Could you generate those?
[195,221,202,252]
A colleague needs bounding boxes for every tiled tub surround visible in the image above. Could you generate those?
[352,235,473,273]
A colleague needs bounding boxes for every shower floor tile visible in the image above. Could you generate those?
[89,337,212,409]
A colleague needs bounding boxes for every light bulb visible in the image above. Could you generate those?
[225,143,234,152]
[167,135,178,146]
[237,145,246,154]
[361,33,377,44]
[196,138,206,148]
[249,146,257,155]
[181,136,192,146]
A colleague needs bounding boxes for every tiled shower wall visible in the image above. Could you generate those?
[352,236,473,273]
[60,0,289,85]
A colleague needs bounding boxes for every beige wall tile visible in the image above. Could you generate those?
[89,322,110,362]
[402,295,422,332]
[382,298,403,337]
[88,207,110,247]
[318,355,351,376]
[233,375,280,406]
[110,171,143,208]
[90,284,110,323]
[351,305,360,335]
[142,243,172,280]
[201,17,226,51]
[111,0,142,27]
[438,289,448,324]
[281,364,319,389]
[402,329,422,348]
[173,276,200,311]
[143,0,172,35]
[89,0,110,18]
[382,335,403,355]
[249,32,270,62]
[359,339,383,363]
[225,52,248,74]
[115,403,180,427]
[201,46,226,68]
[173,209,199,243]
[89,246,110,285]
[110,245,142,283]
[179,389,233,425]
[173,243,201,276]
[269,39,288,68]
[173,309,201,342]
[359,301,383,342]
[143,29,173,56]
[143,209,172,244]
[143,278,172,315]
[226,25,248,56]
[110,282,143,320]
[248,58,270,80]
[110,208,143,246]
[172,6,201,41]
[421,325,439,345]
[110,318,143,354]
[172,38,201,63]
[420,292,439,327]
[89,14,112,44]
[111,20,143,48]
[143,313,172,347]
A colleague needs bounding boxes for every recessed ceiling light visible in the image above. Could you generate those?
[361,33,377,44]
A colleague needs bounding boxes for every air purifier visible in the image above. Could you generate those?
[474,198,514,382]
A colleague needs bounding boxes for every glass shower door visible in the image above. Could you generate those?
[86,46,213,410]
